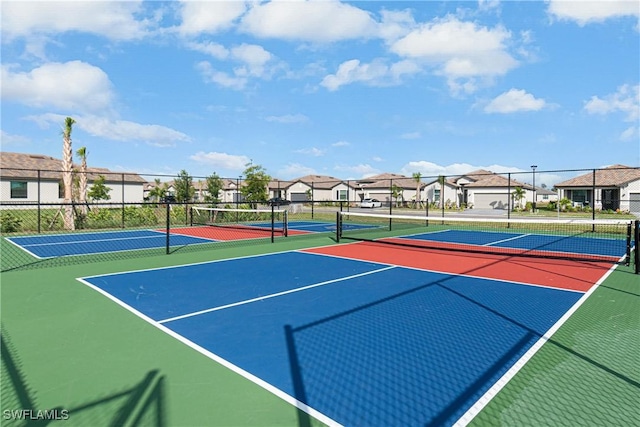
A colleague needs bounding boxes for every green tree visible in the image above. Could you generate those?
[391,184,403,207]
[412,172,422,208]
[147,178,167,203]
[61,117,76,230]
[88,175,111,201]
[174,170,195,202]
[241,163,271,207]
[204,173,224,204]
[75,146,88,216]
[438,175,446,209]
[512,186,525,211]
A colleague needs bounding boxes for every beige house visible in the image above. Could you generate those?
[1,152,145,206]
[554,165,640,213]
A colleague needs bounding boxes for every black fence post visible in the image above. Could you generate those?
[635,220,639,274]
[311,182,314,219]
[37,170,41,234]
[507,173,511,221]
[165,201,170,255]
[592,169,596,229]
[121,173,125,229]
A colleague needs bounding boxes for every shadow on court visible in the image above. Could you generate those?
[282,250,639,426]
[1,328,166,426]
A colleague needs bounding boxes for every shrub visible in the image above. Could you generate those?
[0,211,22,233]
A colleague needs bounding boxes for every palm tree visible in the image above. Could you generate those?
[147,178,167,203]
[438,175,446,209]
[391,184,403,207]
[62,117,76,230]
[412,172,422,208]
[512,186,525,211]
[76,146,88,216]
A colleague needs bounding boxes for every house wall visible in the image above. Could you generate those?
[424,183,458,206]
[1,179,60,204]
[0,177,144,206]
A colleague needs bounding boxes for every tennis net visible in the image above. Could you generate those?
[191,206,288,238]
[337,211,635,265]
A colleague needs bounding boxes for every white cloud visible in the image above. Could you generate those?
[321,58,420,91]
[295,147,325,157]
[332,141,350,147]
[278,163,317,179]
[0,130,30,147]
[196,61,247,90]
[231,44,273,77]
[1,1,151,41]
[25,113,191,147]
[547,0,640,26]
[190,151,251,171]
[400,131,421,139]
[194,43,278,89]
[400,161,523,178]
[265,114,309,124]
[390,16,519,94]
[334,163,381,178]
[584,84,640,140]
[185,41,229,60]
[240,0,378,43]
[584,84,639,121]
[1,61,115,114]
[176,1,248,35]
[485,89,546,113]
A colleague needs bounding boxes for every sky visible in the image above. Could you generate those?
[1,0,639,188]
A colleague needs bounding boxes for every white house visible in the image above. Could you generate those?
[1,152,145,206]
[554,165,640,213]
[356,173,425,206]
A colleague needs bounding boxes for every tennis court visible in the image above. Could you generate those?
[2,210,638,426]
[77,214,631,426]
[4,216,375,258]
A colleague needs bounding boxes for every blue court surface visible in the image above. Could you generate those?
[80,250,584,426]
[5,221,375,258]
[6,229,213,258]
[399,229,629,258]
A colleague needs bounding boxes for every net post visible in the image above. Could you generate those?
[592,169,596,231]
[336,211,341,242]
[425,198,429,227]
[284,210,288,237]
[165,201,170,255]
[271,204,275,243]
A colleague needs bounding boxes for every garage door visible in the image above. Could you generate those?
[290,192,309,202]
[473,193,509,210]
[630,193,640,215]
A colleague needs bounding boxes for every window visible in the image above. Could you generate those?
[10,181,28,199]
[58,181,64,198]
[336,190,348,200]
[434,188,441,202]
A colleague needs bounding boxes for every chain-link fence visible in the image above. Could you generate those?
[1,166,638,271]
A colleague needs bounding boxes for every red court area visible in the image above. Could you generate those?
[305,241,615,292]
[166,226,308,241]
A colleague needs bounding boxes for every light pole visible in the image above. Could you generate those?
[531,165,537,212]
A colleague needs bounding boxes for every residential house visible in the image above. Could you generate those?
[286,175,358,202]
[554,165,640,213]
[1,152,145,206]
[356,173,425,206]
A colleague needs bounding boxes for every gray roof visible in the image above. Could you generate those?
[1,151,146,183]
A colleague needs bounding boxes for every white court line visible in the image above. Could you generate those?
[77,276,343,427]
[483,233,531,246]
[158,265,397,324]
[452,257,624,426]
[21,233,167,248]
